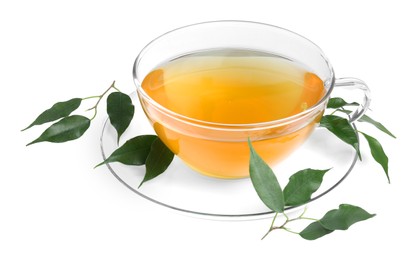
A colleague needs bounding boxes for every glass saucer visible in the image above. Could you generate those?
[100,93,358,220]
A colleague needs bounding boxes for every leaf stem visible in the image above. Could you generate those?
[270,212,278,228]
[299,217,319,222]
[82,95,101,100]
[261,207,318,239]
[111,84,122,92]
[261,212,278,240]
[299,206,308,218]
[85,81,116,121]
[329,108,348,116]
[329,109,339,115]
[283,212,290,221]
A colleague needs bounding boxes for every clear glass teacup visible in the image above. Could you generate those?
[133,21,370,179]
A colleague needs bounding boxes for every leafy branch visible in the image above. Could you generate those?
[249,139,376,240]
[249,97,394,240]
[23,81,173,187]
[321,97,395,183]
[23,81,130,145]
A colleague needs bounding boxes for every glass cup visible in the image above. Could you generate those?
[133,21,370,179]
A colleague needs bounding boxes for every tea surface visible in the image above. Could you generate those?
[142,49,325,124]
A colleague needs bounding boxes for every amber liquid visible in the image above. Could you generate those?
[141,49,325,178]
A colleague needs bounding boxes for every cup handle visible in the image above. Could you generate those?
[334,77,371,123]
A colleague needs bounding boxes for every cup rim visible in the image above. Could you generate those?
[133,20,335,129]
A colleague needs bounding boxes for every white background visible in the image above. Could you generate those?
[1,0,414,259]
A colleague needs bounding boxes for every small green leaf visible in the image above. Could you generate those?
[361,132,390,183]
[299,221,334,240]
[338,109,396,138]
[27,115,90,145]
[320,204,376,231]
[283,168,330,207]
[320,115,361,160]
[95,135,157,167]
[359,115,396,138]
[248,139,284,213]
[22,98,82,131]
[327,97,359,109]
[107,92,135,143]
[139,138,174,188]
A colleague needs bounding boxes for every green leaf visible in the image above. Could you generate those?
[139,138,174,188]
[338,109,396,138]
[300,204,375,240]
[95,135,157,167]
[27,115,90,145]
[361,132,390,183]
[320,115,361,160]
[22,98,82,131]
[320,204,376,230]
[327,97,359,109]
[248,139,284,213]
[107,92,135,143]
[359,115,396,138]
[299,221,334,240]
[283,168,330,207]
